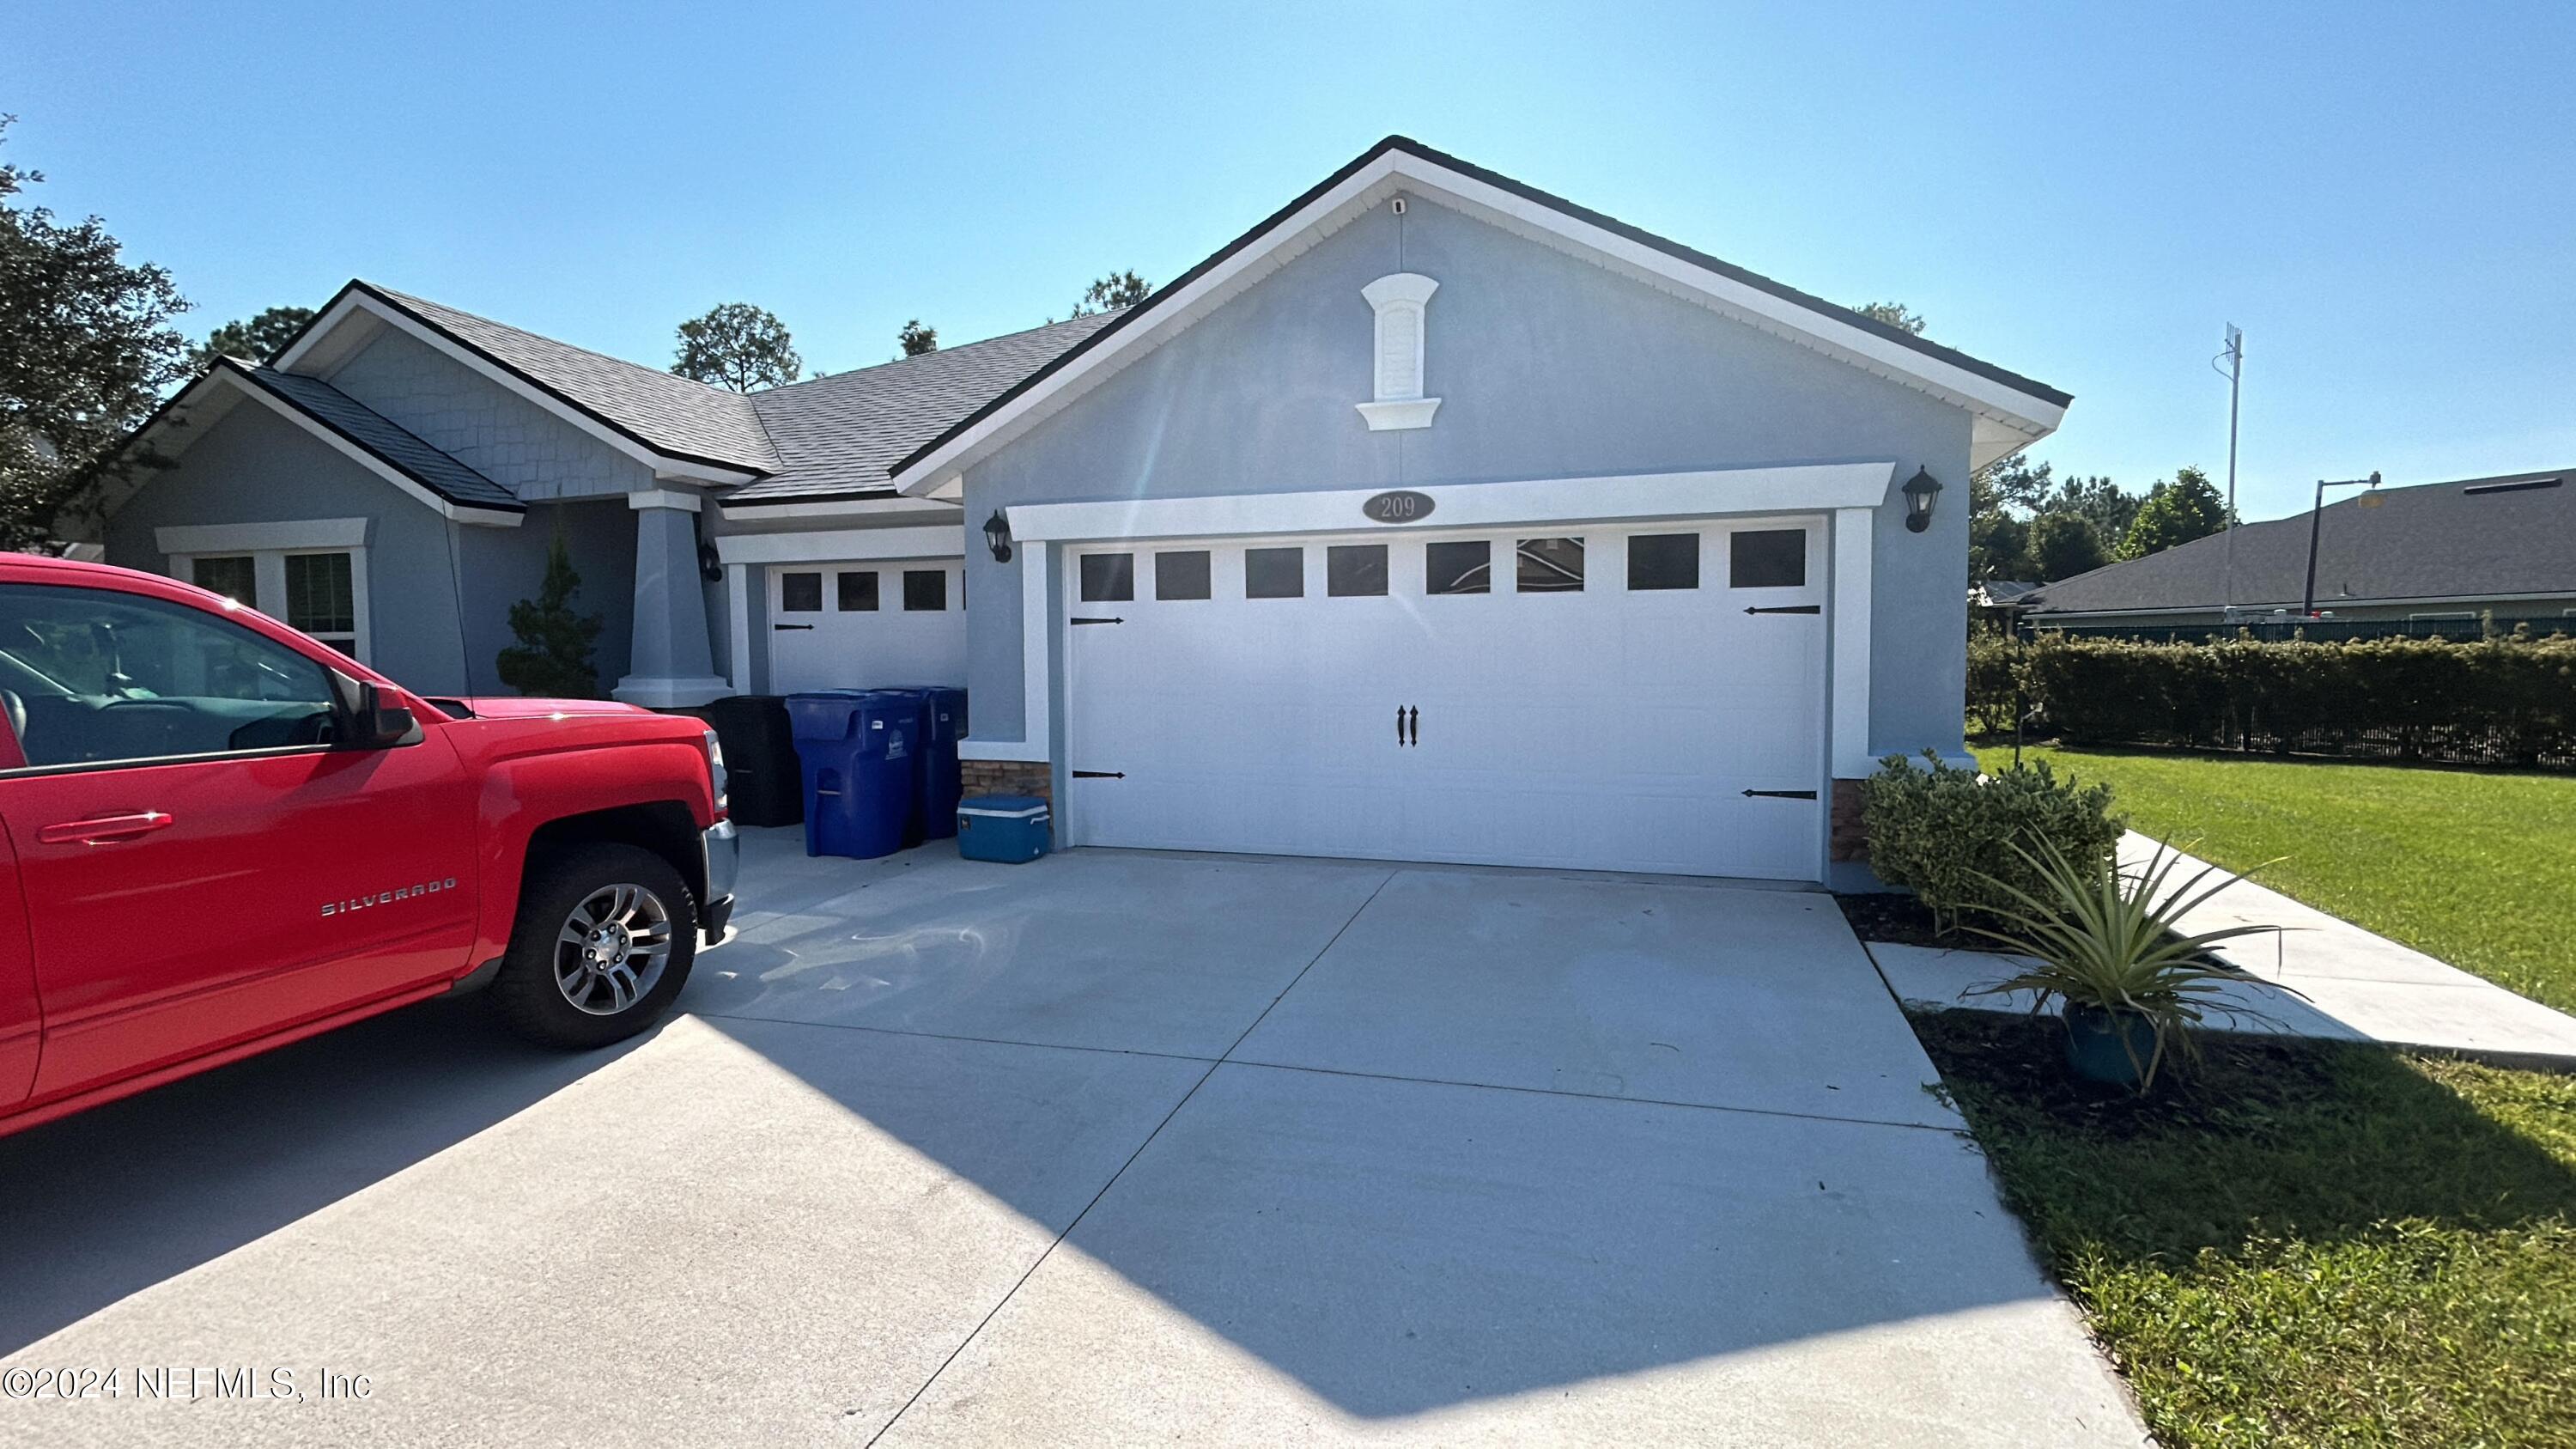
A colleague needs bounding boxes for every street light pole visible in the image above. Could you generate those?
[2301,471,2382,617]
[2219,325,2243,617]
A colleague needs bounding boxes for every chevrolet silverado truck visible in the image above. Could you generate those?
[0,554,736,1140]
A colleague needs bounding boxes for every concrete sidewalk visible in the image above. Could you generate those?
[1868,832,2576,1068]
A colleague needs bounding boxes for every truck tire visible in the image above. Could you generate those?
[491,843,697,1049]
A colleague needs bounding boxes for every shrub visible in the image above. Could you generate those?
[1862,750,2124,931]
[1990,632,2576,766]
[496,533,605,698]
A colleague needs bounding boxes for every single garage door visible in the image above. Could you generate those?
[768,559,967,695]
[1064,518,1828,880]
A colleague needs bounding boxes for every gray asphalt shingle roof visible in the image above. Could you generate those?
[361,283,782,475]
[236,363,523,511]
[733,313,1124,502]
[2022,468,2576,615]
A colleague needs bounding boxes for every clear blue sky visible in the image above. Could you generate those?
[10,1,2571,521]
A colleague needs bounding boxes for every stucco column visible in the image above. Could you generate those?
[612,489,731,707]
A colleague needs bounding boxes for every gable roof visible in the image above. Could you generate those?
[732,314,1122,505]
[275,281,782,480]
[890,136,2072,495]
[2022,468,2576,616]
[117,359,524,524]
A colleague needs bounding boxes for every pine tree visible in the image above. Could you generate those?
[496,534,605,697]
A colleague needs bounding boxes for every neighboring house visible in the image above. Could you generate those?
[97,137,2070,886]
[2020,468,2574,630]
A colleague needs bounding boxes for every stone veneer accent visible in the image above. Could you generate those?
[1829,777,1868,862]
[960,758,1052,806]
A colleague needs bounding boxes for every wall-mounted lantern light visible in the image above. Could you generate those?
[1901,466,1942,533]
[983,508,1013,563]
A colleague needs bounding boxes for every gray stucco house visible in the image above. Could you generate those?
[2019,467,2573,631]
[100,137,2069,886]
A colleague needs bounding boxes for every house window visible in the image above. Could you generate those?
[1516,538,1585,593]
[1729,530,1807,589]
[902,569,948,612]
[1327,545,1388,597]
[1245,547,1304,599]
[837,571,879,611]
[1627,533,1699,591]
[780,571,823,612]
[283,552,358,654]
[1155,551,1212,601]
[1425,540,1491,595]
[167,545,370,661]
[192,555,258,605]
[1080,553,1135,603]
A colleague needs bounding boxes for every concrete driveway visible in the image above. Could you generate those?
[0,831,2142,1447]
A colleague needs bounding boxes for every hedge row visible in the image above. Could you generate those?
[1969,631,2576,766]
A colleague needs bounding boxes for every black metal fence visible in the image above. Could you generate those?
[2031,615,2573,646]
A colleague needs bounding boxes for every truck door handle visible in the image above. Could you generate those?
[38,810,175,845]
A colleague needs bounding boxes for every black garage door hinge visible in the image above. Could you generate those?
[772,623,816,631]
[1743,604,1822,615]
[1072,770,1126,779]
[1742,788,1820,800]
[1071,616,1125,625]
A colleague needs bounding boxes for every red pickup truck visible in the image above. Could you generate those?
[0,554,736,1140]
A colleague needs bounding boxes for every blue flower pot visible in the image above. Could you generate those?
[2064,1004,2160,1088]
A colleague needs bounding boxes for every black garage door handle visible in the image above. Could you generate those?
[773,623,816,631]
[1742,788,1820,800]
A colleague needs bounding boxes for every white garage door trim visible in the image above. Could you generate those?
[966,462,1889,782]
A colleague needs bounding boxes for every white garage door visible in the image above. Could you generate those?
[768,560,967,695]
[1064,519,1829,880]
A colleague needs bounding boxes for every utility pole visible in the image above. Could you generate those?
[2217,325,2244,618]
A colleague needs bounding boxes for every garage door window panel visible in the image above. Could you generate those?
[1327,545,1388,598]
[1729,530,1807,589]
[1245,547,1305,599]
[1425,540,1491,595]
[1516,538,1585,593]
[1627,533,1700,591]
[1155,551,1212,601]
[903,570,948,612]
[837,571,878,612]
[1080,553,1134,603]
[780,572,823,612]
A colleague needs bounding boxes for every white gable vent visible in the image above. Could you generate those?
[1356,272,1441,431]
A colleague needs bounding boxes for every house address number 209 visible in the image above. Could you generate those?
[1361,490,1436,524]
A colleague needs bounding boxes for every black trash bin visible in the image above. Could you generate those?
[696,695,803,827]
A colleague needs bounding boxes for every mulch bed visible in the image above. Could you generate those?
[1832,892,2008,952]
[1910,1008,2346,1140]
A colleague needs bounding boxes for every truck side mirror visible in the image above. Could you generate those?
[345,681,418,749]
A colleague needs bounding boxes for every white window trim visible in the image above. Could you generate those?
[1356,272,1441,432]
[163,537,373,665]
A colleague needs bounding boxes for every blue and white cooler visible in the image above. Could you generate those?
[956,795,1050,863]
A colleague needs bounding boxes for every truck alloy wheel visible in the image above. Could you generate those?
[553,883,676,1016]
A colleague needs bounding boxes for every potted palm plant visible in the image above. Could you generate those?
[1967,837,2300,1092]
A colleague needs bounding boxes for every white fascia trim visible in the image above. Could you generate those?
[717,496,961,522]
[221,374,523,527]
[156,517,370,554]
[1006,463,1895,544]
[628,489,702,513]
[890,149,2063,491]
[713,524,968,567]
[278,291,761,489]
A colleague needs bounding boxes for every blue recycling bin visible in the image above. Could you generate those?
[874,686,969,843]
[786,691,916,859]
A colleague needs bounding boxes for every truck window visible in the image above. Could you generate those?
[0,584,341,770]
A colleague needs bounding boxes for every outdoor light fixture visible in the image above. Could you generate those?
[1901,466,1942,533]
[983,508,1013,563]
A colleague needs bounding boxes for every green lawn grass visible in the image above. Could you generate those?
[1972,745,2576,1015]
[1916,1012,2576,1448]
